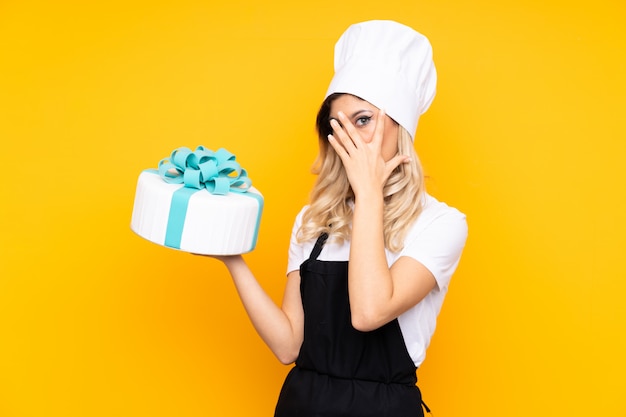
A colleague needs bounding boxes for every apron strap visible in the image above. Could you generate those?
[422,399,432,415]
[308,233,329,261]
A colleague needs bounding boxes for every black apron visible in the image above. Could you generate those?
[275,234,426,417]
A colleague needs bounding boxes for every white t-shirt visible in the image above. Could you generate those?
[287,193,468,367]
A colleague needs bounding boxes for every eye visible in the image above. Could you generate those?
[355,116,372,127]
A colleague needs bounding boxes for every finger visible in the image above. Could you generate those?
[372,108,386,147]
[385,154,411,177]
[336,111,364,148]
[330,118,356,153]
[327,134,350,161]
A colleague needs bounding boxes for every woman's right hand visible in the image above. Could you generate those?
[327,109,409,199]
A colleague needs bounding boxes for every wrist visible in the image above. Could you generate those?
[353,188,384,206]
[221,254,245,270]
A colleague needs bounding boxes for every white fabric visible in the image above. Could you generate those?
[325,20,437,140]
[286,193,468,367]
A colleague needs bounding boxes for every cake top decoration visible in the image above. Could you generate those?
[157,146,251,195]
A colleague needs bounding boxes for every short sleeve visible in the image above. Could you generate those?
[286,207,308,275]
[400,198,468,290]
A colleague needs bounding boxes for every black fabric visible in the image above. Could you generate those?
[275,234,425,417]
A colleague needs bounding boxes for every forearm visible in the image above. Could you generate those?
[221,256,302,364]
[349,191,395,330]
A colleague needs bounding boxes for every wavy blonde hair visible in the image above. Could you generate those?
[297,94,425,252]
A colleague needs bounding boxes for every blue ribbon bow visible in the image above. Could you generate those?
[157,146,252,195]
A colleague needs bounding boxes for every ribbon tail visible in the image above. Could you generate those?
[242,191,264,252]
[164,187,199,249]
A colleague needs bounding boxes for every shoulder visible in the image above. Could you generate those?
[407,193,467,241]
[421,193,466,225]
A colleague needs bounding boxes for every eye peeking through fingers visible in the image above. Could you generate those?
[355,116,372,127]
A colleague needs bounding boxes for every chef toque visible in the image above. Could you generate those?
[325,20,437,140]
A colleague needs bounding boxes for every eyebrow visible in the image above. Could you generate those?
[329,109,374,122]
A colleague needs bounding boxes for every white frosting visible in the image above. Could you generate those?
[131,171,263,255]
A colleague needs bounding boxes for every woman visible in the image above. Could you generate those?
[214,20,468,416]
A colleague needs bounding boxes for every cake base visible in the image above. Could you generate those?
[131,170,263,255]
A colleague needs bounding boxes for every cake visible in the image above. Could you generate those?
[131,146,263,255]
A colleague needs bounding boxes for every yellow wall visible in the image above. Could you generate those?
[1,1,624,416]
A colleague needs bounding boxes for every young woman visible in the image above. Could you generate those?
[212,20,468,416]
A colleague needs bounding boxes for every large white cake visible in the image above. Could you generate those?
[130,147,263,255]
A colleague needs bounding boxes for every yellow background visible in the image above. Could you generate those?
[1,1,625,416]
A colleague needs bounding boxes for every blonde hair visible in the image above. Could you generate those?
[297,95,425,252]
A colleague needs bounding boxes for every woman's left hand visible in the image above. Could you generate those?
[327,109,409,198]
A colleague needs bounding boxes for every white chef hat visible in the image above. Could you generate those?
[325,20,437,140]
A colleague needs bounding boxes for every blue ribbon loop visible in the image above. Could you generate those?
[149,146,261,252]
